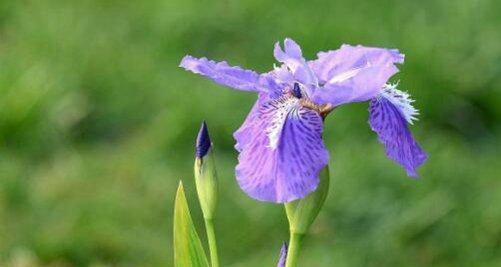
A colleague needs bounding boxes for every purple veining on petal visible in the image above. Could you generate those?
[235,95,329,203]
[195,121,211,158]
[277,242,288,267]
[309,45,404,106]
[180,55,266,92]
[369,96,427,177]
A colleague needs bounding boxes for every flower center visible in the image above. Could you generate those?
[288,82,334,118]
[300,99,333,118]
[292,83,302,98]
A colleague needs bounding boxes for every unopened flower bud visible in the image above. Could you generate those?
[285,166,330,234]
[194,121,218,220]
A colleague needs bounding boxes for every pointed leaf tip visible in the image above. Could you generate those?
[196,121,211,158]
[174,180,210,267]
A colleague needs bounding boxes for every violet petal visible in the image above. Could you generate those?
[310,45,404,106]
[180,55,266,92]
[235,95,329,203]
[369,96,427,177]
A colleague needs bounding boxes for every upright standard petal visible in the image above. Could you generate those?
[235,95,329,203]
[274,38,318,89]
[310,45,404,106]
[368,86,427,177]
[180,55,266,92]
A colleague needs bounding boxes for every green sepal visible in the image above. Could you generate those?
[173,182,210,267]
[285,166,330,234]
[194,149,218,220]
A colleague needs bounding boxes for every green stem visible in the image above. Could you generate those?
[204,219,219,267]
[284,202,297,223]
[285,232,305,267]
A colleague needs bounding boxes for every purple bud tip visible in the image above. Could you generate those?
[292,82,302,98]
[277,242,288,267]
[196,121,212,158]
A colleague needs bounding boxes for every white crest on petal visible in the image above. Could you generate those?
[379,83,419,124]
[263,96,301,150]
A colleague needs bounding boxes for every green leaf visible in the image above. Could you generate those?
[174,182,210,267]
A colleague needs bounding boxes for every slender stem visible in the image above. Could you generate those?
[284,202,297,224]
[285,232,304,267]
[204,218,219,267]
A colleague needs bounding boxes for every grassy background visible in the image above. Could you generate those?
[0,0,500,266]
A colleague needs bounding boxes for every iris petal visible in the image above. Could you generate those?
[234,94,267,152]
[235,95,329,203]
[369,95,427,177]
[273,38,318,89]
[310,45,404,106]
[180,55,267,92]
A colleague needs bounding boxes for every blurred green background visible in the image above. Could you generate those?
[0,0,500,266]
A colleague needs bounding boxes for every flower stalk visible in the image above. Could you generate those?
[204,218,219,267]
[194,121,220,267]
[284,167,330,267]
[285,233,304,267]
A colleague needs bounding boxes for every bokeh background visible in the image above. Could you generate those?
[1,0,500,266]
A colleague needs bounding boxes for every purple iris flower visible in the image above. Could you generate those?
[180,38,427,203]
